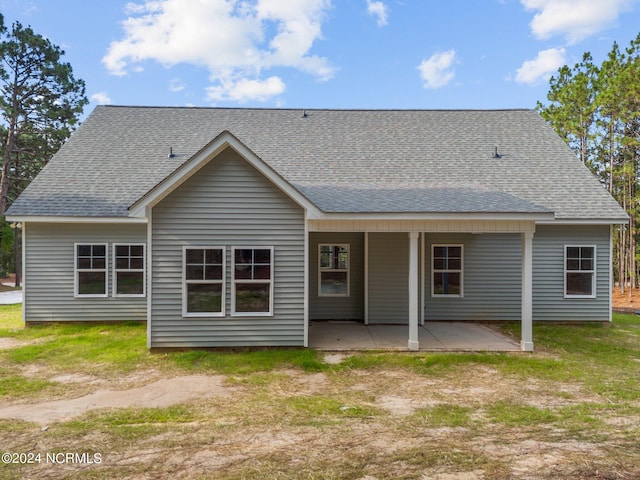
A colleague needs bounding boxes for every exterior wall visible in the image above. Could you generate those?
[150,147,305,348]
[23,223,147,322]
[425,233,522,321]
[309,232,364,320]
[533,224,610,321]
[368,232,409,324]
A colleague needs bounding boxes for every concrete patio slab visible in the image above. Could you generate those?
[308,321,521,352]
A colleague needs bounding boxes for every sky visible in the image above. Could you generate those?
[0,0,639,116]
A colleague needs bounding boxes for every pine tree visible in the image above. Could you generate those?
[0,19,88,216]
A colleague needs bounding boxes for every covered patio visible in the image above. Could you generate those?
[308,321,521,351]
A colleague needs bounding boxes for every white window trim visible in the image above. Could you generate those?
[74,242,108,298]
[564,244,597,299]
[182,246,226,318]
[113,243,146,298]
[431,244,464,298]
[318,243,350,297]
[231,246,274,317]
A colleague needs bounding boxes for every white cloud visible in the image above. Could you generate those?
[90,92,112,104]
[366,0,388,26]
[417,49,456,89]
[206,76,286,102]
[521,0,635,44]
[103,0,333,102]
[515,47,566,85]
[169,78,186,93]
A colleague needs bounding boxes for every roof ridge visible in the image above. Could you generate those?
[98,105,535,113]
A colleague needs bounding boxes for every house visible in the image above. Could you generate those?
[6,106,628,351]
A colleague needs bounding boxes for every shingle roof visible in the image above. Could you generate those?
[6,106,627,221]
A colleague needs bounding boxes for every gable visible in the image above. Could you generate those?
[129,131,320,218]
[154,146,304,219]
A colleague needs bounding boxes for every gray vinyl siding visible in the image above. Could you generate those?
[368,232,409,324]
[425,233,522,321]
[533,224,610,321]
[23,223,147,322]
[309,232,364,320]
[150,147,305,348]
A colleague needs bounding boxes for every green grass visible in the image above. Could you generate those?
[1,306,640,479]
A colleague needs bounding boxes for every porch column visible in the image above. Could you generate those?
[408,232,420,351]
[521,231,534,352]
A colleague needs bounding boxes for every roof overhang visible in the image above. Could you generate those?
[308,211,555,222]
[5,215,148,224]
[537,217,629,225]
[128,131,323,218]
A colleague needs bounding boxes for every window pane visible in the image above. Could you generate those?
[434,272,460,295]
[116,257,130,269]
[254,249,271,264]
[130,245,144,257]
[77,245,91,256]
[320,250,332,269]
[77,258,91,269]
[581,259,593,270]
[336,247,348,269]
[117,272,144,295]
[206,249,223,264]
[204,265,223,280]
[433,246,446,258]
[130,258,144,270]
[235,249,252,264]
[320,271,348,295]
[78,272,106,295]
[234,264,252,279]
[116,245,129,257]
[92,245,106,257]
[566,247,580,259]
[448,258,462,270]
[92,258,106,269]
[566,272,593,296]
[235,283,270,313]
[254,265,271,279]
[186,265,204,280]
[187,283,222,313]
[186,249,204,264]
[566,259,580,271]
[433,258,445,270]
[448,246,462,257]
[580,247,594,259]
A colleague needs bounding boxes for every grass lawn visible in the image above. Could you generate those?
[0,305,639,479]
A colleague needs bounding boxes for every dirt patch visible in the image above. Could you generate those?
[1,364,639,479]
[0,374,231,425]
[0,337,28,349]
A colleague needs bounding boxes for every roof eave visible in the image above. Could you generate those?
[307,211,555,222]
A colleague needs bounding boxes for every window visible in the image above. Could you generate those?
[114,244,145,296]
[318,244,349,296]
[75,244,108,297]
[565,245,596,297]
[432,245,463,297]
[183,247,225,316]
[232,247,273,315]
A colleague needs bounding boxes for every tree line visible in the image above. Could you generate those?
[537,33,640,294]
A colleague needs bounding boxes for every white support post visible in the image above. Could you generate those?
[408,232,420,351]
[521,231,534,352]
[364,232,369,325]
